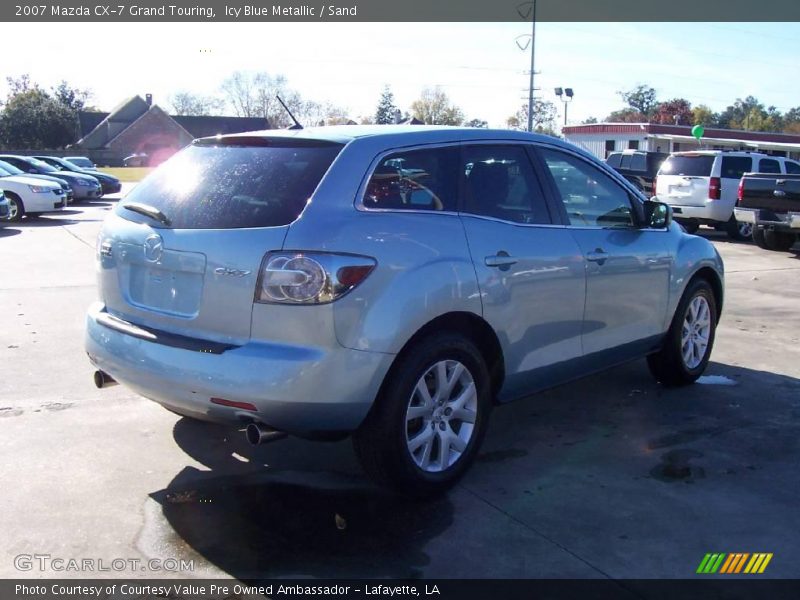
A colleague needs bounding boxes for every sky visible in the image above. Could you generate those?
[4,22,800,128]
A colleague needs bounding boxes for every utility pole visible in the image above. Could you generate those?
[527,0,537,132]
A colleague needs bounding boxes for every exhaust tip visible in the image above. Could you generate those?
[93,370,117,389]
[246,422,287,446]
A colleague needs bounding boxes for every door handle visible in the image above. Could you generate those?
[485,254,518,269]
[586,248,609,264]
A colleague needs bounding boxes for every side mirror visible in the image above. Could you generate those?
[643,199,672,229]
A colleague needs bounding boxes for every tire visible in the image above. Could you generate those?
[753,228,769,250]
[6,193,24,222]
[726,216,753,241]
[678,219,699,234]
[763,230,797,252]
[353,332,491,497]
[647,278,717,387]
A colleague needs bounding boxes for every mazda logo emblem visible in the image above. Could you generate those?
[143,234,164,263]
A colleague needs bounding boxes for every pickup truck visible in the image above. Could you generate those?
[734,173,800,251]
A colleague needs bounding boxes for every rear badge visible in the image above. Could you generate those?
[214,267,252,278]
[143,234,164,263]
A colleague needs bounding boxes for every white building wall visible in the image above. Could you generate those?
[564,133,651,159]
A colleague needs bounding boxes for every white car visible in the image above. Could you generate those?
[0,171,67,222]
[654,151,800,240]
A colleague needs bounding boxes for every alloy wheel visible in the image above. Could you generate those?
[681,296,711,369]
[405,359,478,473]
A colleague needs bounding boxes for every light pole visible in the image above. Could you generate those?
[515,1,537,132]
[554,87,574,127]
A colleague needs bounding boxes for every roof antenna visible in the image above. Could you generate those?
[276,95,303,130]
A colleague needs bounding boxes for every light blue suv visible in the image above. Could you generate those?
[86,126,724,495]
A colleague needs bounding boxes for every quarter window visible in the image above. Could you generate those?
[460,145,550,224]
[785,161,800,175]
[539,147,637,229]
[720,156,753,179]
[758,158,781,174]
[363,147,459,211]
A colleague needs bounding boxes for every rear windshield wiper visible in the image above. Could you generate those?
[122,202,171,227]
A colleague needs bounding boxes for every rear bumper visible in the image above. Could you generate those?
[734,207,800,231]
[666,202,730,223]
[84,302,394,437]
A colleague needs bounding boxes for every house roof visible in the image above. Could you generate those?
[172,115,268,138]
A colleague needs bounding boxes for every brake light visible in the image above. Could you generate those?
[210,398,258,411]
[256,251,376,305]
[737,178,744,205]
[709,177,721,200]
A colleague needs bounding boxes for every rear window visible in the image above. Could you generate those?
[720,156,753,179]
[117,142,342,229]
[659,155,715,177]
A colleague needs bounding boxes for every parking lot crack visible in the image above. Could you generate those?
[460,485,644,593]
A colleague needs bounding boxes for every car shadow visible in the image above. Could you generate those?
[151,359,800,579]
[0,227,22,237]
[150,419,453,579]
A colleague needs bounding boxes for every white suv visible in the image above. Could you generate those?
[654,151,800,240]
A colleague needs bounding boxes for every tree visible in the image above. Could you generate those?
[168,91,224,116]
[465,118,488,128]
[618,84,658,118]
[220,71,260,118]
[374,86,398,124]
[605,107,646,123]
[410,87,464,125]
[582,116,598,124]
[506,99,558,134]
[51,80,92,112]
[692,104,717,127]
[653,98,693,125]
[0,88,76,148]
[716,96,764,130]
[783,106,800,134]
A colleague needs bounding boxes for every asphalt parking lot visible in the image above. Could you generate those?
[1,195,799,582]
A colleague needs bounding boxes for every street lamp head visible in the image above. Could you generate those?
[565,88,574,98]
[554,87,563,97]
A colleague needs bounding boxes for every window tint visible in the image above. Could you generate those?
[759,158,781,174]
[659,155,715,177]
[606,153,622,168]
[461,145,550,225]
[118,142,342,229]
[631,154,647,171]
[620,154,633,169]
[363,146,459,212]
[539,147,636,229]
[720,156,753,179]
[785,161,800,175]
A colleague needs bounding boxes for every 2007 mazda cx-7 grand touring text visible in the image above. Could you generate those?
[86,126,724,496]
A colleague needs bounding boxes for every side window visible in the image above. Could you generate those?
[620,154,633,169]
[631,154,647,171]
[720,156,752,179]
[606,153,622,168]
[759,158,781,174]
[539,147,637,229]
[362,146,459,211]
[786,161,800,175]
[461,145,550,225]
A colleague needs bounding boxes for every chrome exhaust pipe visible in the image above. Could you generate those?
[93,370,117,389]
[245,423,288,446]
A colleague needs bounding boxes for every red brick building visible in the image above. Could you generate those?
[72,94,268,166]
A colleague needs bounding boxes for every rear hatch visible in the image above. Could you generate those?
[97,138,343,344]
[656,154,715,206]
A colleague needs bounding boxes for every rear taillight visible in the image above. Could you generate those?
[737,178,744,205]
[709,177,721,200]
[256,251,376,305]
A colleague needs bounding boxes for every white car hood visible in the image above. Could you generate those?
[2,175,60,189]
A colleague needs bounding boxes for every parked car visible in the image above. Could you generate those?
[605,150,667,196]
[0,165,67,221]
[64,156,96,171]
[123,153,149,167]
[654,151,799,240]
[0,190,9,222]
[86,127,724,496]
[734,172,800,251]
[0,159,74,204]
[0,155,103,200]
[34,156,122,195]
